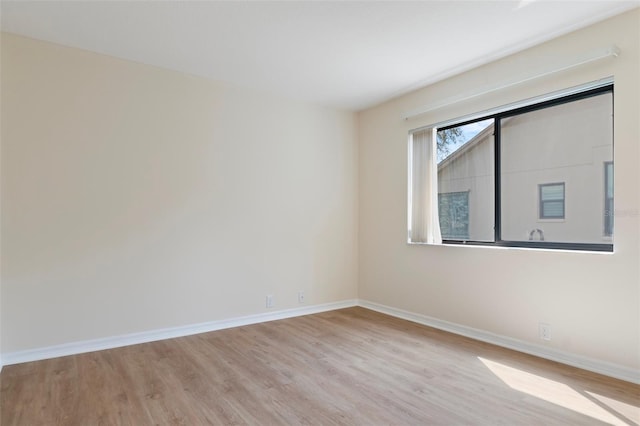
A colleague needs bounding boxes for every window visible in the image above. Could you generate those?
[436,120,494,242]
[539,183,565,219]
[604,162,614,237]
[409,83,613,252]
[438,191,469,239]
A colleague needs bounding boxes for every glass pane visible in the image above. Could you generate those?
[542,201,564,218]
[438,192,469,239]
[605,163,614,197]
[540,184,563,201]
[604,162,614,236]
[437,119,494,241]
[501,92,613,244]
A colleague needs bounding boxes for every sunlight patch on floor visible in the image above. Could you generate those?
[586,390,640,424]
[478,357,637,425]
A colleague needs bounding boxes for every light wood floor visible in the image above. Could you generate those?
[2,307,638,425]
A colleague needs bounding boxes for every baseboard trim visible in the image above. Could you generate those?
[3,298,638,385]
[1,299,358,366]
[358,299,640,385]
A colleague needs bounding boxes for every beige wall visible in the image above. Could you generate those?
[0,34,358,352]
[359,9,639,370]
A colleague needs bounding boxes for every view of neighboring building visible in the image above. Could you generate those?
[437,90,613,245]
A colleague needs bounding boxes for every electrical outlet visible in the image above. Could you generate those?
[298,291,305,304]
[266,295,274,308]
[539,323,552,341]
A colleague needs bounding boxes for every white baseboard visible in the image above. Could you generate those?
[1,299,358,367]
[3,298,638,385]
[358,299,640,385]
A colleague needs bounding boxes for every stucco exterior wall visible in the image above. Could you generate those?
[437,91,613,244]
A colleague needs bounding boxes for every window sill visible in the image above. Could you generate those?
[408,240,613,254]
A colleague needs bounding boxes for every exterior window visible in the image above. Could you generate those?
[438,191,469,239]
[604,162,613,236]
[500,91,612,247]
[410,83,613,252]
[539,183,565,219]
[437,119,494,242]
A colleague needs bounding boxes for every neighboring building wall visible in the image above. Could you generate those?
[438,131,494,242]
[437,92,613,245]
[501,94,613,244]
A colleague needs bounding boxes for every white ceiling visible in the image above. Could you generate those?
[1,1,638,111]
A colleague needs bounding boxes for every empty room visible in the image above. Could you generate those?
[1,1,639,424]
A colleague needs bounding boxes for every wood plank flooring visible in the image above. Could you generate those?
[2,307,639,425]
